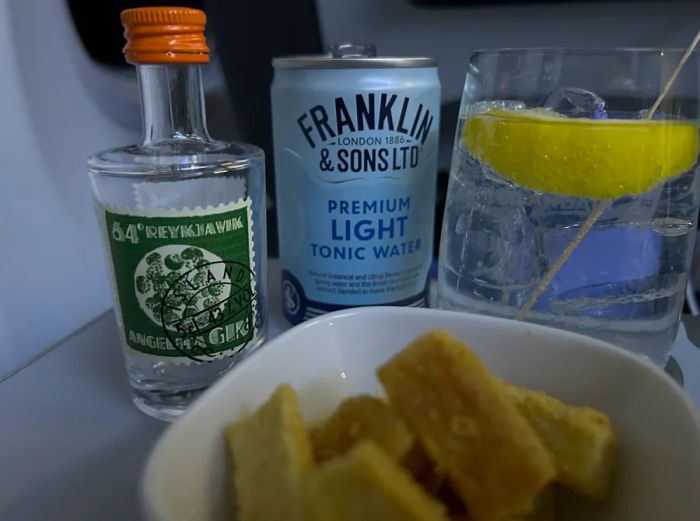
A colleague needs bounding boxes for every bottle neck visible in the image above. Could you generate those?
[137,64,211,146]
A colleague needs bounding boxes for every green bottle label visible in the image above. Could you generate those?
[103,200,257,363]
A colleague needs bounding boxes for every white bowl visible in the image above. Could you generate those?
[142,307,700,521]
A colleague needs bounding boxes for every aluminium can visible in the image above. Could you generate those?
[271,44,441,324]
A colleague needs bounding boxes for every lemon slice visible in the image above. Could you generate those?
[463,109,699,199]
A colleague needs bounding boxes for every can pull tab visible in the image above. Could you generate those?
[328,42,377,58]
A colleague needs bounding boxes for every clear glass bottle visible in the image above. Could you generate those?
[88,7,267,420]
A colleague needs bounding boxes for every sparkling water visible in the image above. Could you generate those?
[438,114,700,365]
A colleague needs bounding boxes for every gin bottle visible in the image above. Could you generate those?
[88,7,267,420]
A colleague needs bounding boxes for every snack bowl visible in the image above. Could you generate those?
[142,307,700,521]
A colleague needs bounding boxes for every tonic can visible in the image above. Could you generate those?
[271,43,440,324]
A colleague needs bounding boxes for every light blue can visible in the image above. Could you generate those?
[271,44,441,324]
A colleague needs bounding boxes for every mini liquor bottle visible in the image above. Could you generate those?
[88,7,267,420]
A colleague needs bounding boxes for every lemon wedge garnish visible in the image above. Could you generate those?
[463,109,699,199]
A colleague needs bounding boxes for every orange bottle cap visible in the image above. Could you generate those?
[121,7,209,65]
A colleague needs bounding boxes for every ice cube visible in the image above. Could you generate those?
[543,87,608,119]
[464,100,526,118]
[447,201,542,303]
[636,109,668,120]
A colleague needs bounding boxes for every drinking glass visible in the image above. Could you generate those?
[438,49,700,365]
